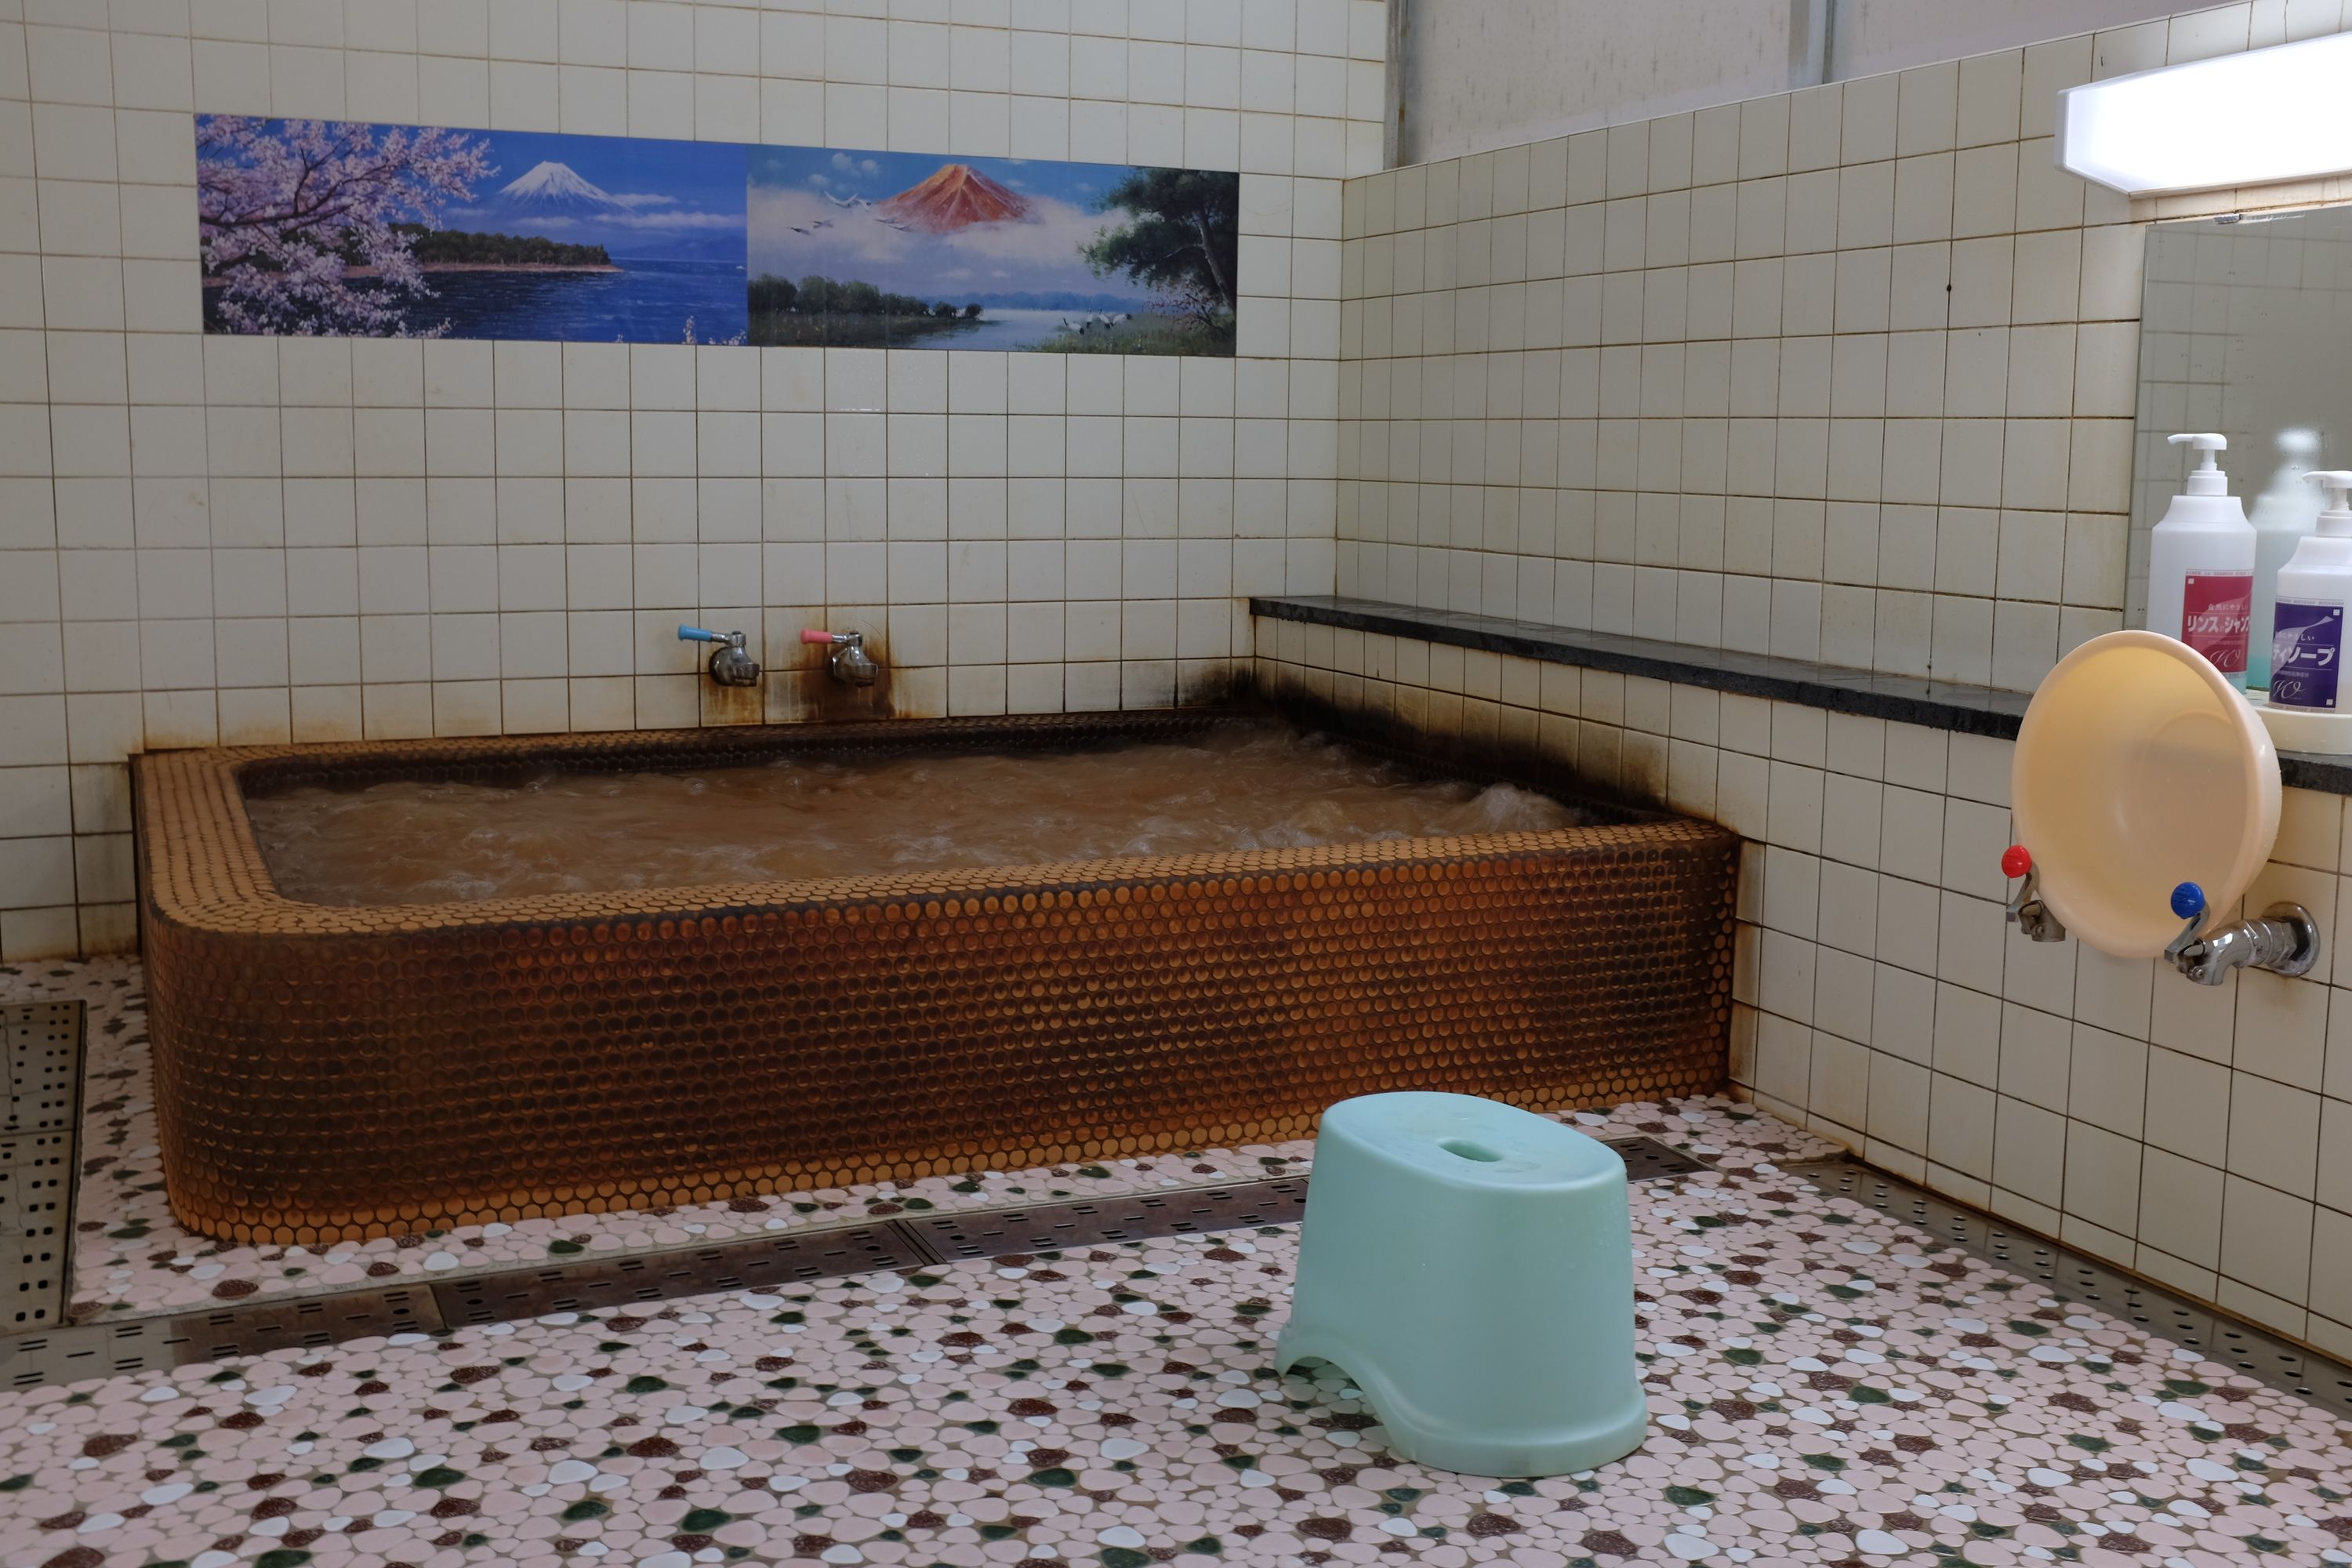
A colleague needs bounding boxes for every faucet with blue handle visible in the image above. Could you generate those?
[677,624,761,688]
[2163,878,2320,985]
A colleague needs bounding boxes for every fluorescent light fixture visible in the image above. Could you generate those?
[2056,30,2352,197]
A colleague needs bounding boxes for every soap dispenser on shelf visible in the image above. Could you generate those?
[2147,432,2256,687]
[2250,427,2324,688]
[2256,470,2352,753]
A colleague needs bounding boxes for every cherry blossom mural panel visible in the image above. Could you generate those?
[196,116,750,343]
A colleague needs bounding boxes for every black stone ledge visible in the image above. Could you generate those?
[1250,594,2352,797]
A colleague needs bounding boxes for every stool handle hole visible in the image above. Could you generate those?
[1438,1137,1504,1163]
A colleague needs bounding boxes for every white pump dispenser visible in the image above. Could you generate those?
[2147,433,2256,684]
[2267,470,2352,711]
[2250,427,2325,688]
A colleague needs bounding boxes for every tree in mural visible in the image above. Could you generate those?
[197,118,492,336]
[1080,169,1240,325]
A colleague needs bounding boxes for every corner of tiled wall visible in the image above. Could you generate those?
[1327,1,2352,702]
[0,0,1392,959]
[1258,594,2352,1357]
[1270,0,2352,1360]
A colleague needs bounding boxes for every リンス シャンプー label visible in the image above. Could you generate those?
[2182,571,2252,673]
[2270,598,2344,709]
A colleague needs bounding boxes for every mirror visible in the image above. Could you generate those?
[2131,206,2352,694]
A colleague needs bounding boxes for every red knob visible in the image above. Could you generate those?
[2001,844,2032,879]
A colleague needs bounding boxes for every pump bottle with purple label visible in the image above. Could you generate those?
[2269,470,2352,711]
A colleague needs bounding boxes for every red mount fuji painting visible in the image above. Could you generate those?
[876,164,1036,233]
[746,146,1239,354]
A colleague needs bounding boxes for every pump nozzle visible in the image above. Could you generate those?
[2169,433,2231,495]
[2304,469,2352,523]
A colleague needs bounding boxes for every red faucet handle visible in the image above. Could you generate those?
[800,628,836,644]
[2001,844,2033,880]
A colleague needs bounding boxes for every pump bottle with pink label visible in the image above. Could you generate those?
[2147,433,2256,686]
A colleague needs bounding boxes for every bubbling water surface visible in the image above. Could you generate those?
[245,725,1589,906]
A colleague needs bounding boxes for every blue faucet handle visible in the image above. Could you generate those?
[678,624,722,643]
[2171,881,2206,920]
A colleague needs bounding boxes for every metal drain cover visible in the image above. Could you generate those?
[0,1123,1717,1390]
[2,1001,84,1332]
[435,1225,927,1327]
[171,1286,447,1363]
[1602,1134,1714,1180]
[896,1179,1312,1264]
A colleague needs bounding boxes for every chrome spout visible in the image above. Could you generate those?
[678,624,761,687]
[2163,881,2320,986]
[801,627,878,686]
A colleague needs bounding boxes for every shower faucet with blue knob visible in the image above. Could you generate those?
[678,625,761,687]
[2162,879,2320,985]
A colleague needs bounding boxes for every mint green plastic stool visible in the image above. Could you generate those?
[1274,1092,1648,1476]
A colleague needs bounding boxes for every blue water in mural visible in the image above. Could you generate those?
[391,260,749,344]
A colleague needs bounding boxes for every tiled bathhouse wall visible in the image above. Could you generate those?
[1332,1,2352,695]
[1291,1,2352,1351]
[1254,622,2352,1356]
[0,0,1390,960]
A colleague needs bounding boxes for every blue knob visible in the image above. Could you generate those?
[677,625,721,643]
[2170,881,2206,920]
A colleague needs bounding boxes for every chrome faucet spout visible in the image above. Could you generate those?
[677,624,761,688]
[801,627,879,686]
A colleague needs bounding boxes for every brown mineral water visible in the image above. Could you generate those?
[244,725,1589,906]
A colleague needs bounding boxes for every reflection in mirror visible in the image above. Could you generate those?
[2131,208,2352,699]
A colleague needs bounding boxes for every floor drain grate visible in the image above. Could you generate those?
[1782,1155,2352,1425]
[895,1179,1312,1264]
[0,1178,1311,1388]
[2,1001,83,1334]
[1603,1134,1714,1180]
[0,1125,1717,1390]
[435,1226,928,1327]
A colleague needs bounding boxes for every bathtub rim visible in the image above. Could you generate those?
[135,706,1695,937]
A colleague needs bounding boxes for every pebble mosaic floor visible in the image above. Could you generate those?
[11,962,2352,1568]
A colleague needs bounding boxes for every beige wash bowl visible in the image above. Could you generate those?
[2011,630,2281,959]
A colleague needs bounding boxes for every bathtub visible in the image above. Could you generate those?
[135,709,1740,1245]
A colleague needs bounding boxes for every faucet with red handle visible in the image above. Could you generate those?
[802,627,879,687]
[1998,844,2066,943]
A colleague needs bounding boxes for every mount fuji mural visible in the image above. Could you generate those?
[193,117,1234,356]
[746,146,1238,354]
[491,159,630,212]
[197,118,747,342]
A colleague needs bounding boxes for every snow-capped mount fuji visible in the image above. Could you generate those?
[493,162,627,214]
